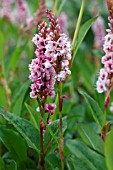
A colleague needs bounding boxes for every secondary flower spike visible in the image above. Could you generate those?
[13,0,30,24]
[58,12,68,34]
[0,0,12,21]
[96,0,113,93]
[92,16,105,51]
[26,0,46,31]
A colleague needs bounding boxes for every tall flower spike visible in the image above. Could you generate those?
[29,9,71,112]
[96,0,113,94]
[29,10,72,97]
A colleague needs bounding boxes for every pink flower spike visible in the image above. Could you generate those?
[96,12,113,94]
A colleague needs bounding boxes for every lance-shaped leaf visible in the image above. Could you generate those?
[66,140,107,170]
[0,125,27,162]
[77,124,104,155]
[25,103,39,130]
[73,16,98,61]
[6,160,17,170]
[0,106,40,153]
[105,128,113,170]
[79,90,103,130]
[10,80,31,116]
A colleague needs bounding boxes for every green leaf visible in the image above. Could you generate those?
[25,103,39,130]
[79,90,103,130]
[0,85,7,108]
[66,140,107,170]
[105,128,113,170]
[66,156,75,170]
[67,155,94,170]
[57,0,66,16]
[0,106,40,153]
[73,16,98,61]
[0,156,5,170]
[46,154,61,169]
[6,160,17,170]
[9,38,27,70]
[10,80,31,116]
[67,104,85,134]
[0,125,27,162]
[77,124,104,155]
[24,158,36,169]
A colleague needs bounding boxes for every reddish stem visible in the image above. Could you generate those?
[39,120,45,170]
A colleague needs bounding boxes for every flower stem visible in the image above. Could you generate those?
[71,0,86,52]
[58,83,64,170]
[103,87,112,126]
[44,139,53,156]
[39,120,45,170]
[103,106,107,126]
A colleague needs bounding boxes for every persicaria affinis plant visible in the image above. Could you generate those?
[2,0,113,170]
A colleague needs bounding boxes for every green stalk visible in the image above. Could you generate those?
[54,0,59,17]
[58,83,64,170]
[51,93,58,121]
[71,0,86,52]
